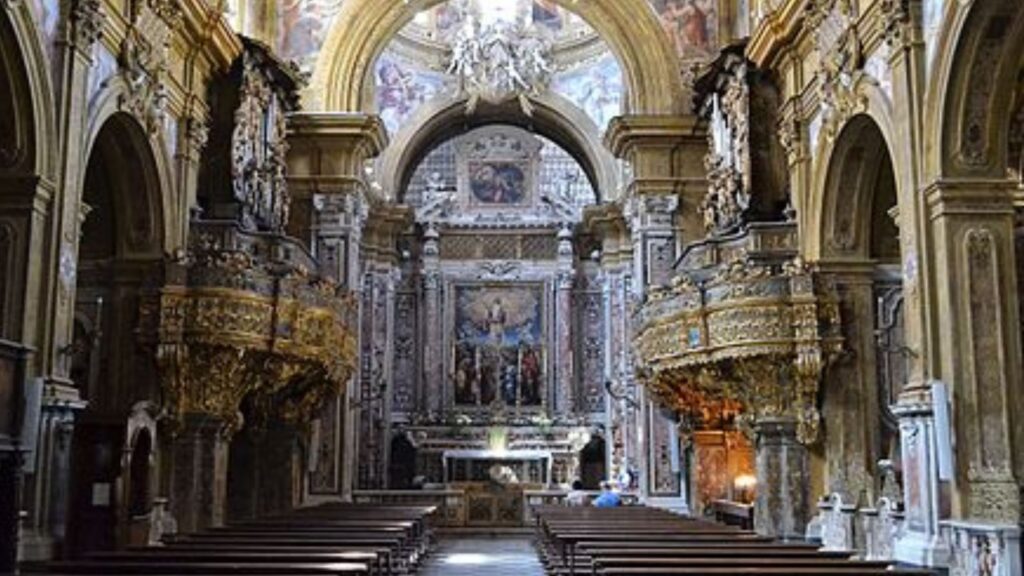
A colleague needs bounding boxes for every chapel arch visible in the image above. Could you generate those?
[66,111,168,556]
[817,113,903,499]
[0,6,41,341]
[935,0,1024,179]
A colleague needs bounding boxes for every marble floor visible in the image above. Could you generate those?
[419,536,545,576]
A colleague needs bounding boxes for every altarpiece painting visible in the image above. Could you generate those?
[452,284,545,408]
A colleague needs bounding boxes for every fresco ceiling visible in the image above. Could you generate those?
[221,0,721,135]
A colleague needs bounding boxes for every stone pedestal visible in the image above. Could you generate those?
[754,418,809,539]
[169,415,230,534]
[892,395,951,567]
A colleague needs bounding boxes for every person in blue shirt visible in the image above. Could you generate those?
[592,481,622,508]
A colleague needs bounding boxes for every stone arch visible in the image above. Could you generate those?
[310,0,685,116]
[81,107,171,259]
[379,92,620,203]
[928,0,1024,179]
[804,80,901,261]
[0,2,57,179]
[816,114,899,261]
[85,81,177,254]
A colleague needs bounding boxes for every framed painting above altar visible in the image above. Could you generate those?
[451,284,545,408]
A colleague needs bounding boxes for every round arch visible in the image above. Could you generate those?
[84,83,176,255]
[310,0,685,116]
[0,2,57,179]
[80,110,169,260]
[378,92,621,203]
[927,0,1024,179]
[804,79,901,261]
[814,114,899,261]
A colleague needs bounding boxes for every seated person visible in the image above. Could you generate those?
[592,480,622,508]
[566,479,587,506]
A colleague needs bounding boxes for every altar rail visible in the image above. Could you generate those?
[351,489,641,527]
[352,490,467,527]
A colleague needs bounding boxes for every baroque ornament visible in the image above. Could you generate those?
[68,0,105,51]
[701,61,752,236]
[634,253,842,445]
[111,0,181,135]
[809,0,868,141]
[143,224,358,434]
[447,10,555,116]
[232,53,292,232]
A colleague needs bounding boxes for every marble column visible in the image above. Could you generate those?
[168,415,230,533]
[754,418,809,539]
[421,227,443,414]
[925,182,1023,523]
[554,227,575,415]
[19,384,83,560]
[605,115,704,505]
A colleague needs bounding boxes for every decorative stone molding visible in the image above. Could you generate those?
[879,0,913,48]
[808,0,868,141]
[957,22,1006,168]
[67,0,105,52]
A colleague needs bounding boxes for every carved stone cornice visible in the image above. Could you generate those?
[746,0,812,69]
[604,115,700,160]
[175,0,242,71]
[288,113,389,165]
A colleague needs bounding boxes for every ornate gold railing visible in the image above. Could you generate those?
[634,253,842,444]
[139,221,358,432]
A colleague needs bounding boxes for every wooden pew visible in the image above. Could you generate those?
[21,503,436,576]
[532,504,936,576]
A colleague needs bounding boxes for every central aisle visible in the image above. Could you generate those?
[419,536,545,576]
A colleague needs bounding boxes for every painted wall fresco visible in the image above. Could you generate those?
[412,0,584,40]
[453,284,544,408]
[374,52,450,135]
[277,0,346,70]
[649,0,718,59]
[551,54,624,131]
